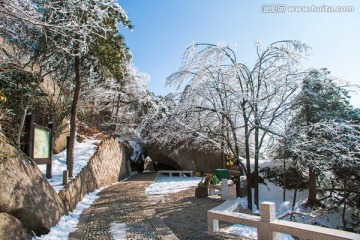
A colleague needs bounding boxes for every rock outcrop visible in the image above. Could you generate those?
[0,132,67,237]
[53,118,69,154]
[146,142,223,173]
[0,213,31,239]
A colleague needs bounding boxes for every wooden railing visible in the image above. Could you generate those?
[208,200,360,240]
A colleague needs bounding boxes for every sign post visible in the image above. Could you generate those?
[228,165,242,198]
[24,113,53,178]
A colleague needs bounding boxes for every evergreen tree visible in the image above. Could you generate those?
[288,68,354,207]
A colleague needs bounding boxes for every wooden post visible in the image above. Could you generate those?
[24,113,34,157]
[66,136,70,166]
[258,202,280,240]
[46,122,53,178]
[63,170,68,185]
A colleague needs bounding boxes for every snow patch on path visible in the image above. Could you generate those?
[110,223,127,240]
[145,175,202,195]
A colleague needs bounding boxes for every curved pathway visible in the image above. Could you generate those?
[69,172,247,240]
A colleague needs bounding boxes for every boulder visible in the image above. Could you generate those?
[0,213,31,240]
[0,132,67,236]
[53,118,69,154]
[146,142,223,173]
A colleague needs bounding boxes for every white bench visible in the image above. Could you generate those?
[158,170,194,177]
[209,179,237,200]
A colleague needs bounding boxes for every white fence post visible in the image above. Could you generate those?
[208,217,219,233]
[258,202,280,240]
[221,179,228,200]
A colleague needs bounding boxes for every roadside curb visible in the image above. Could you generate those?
[147,209,178,240]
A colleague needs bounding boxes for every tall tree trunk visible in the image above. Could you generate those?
[308,166,317,206]
[254,120,260,210]
[16,105,29,148]
[16,82,39,148]
[115,93,121,123]
[243,109,252,211]
[220,114,226,168]
[90,97,97,126]
[290,174,301,221]
[283,150,286,202]
[305,103,317,207]
[68,54,81,178]
[342,177,347,230]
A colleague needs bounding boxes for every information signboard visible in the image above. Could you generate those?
[34,125,51,159]
[23,113,53,178]
[228,165,242,177]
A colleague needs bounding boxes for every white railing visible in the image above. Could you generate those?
[157,170,194,177]
[209,179,236,200]
[208,200,360,240]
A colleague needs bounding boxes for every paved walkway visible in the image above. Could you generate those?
[69,172,246,240]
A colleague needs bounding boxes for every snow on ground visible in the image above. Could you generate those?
[145,175,202,195]
[38,139,100,192]
[33,188,103,240]
[145,173,298,239]
[35,150,351,240]
[110,223,127,240]
[222,179,308,240]
[34,139,110,240]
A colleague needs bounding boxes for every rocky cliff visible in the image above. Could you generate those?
[146,142,223,173]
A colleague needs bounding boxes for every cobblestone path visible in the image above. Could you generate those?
[69,173,166,240]
[69,172,248,240]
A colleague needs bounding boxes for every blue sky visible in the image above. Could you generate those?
[119,0,360,107]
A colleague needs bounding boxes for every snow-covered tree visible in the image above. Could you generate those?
[289,119,360,228]
[1,0,132,176]
[286,68,356,207]
[147,40,309,210]
[79,63,150,136]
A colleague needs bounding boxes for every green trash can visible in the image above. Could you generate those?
[214,169,229,180]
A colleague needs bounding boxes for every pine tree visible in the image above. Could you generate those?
[288,68,354,207]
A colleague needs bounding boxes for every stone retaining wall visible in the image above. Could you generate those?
[59,138,131,211]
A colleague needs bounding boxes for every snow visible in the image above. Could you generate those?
[35,145,352,240]
[144,173,298,239]
[38,139,100,193]
[34,139,101,240]
[224,225,293,240]
[110,223,127,240]
[33,188,103,240]
[237,181,308,216]
[116,137,143,162]
[145,175,202,195]
[128,140,142,162]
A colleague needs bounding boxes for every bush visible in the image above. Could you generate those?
[261,166,308,189]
